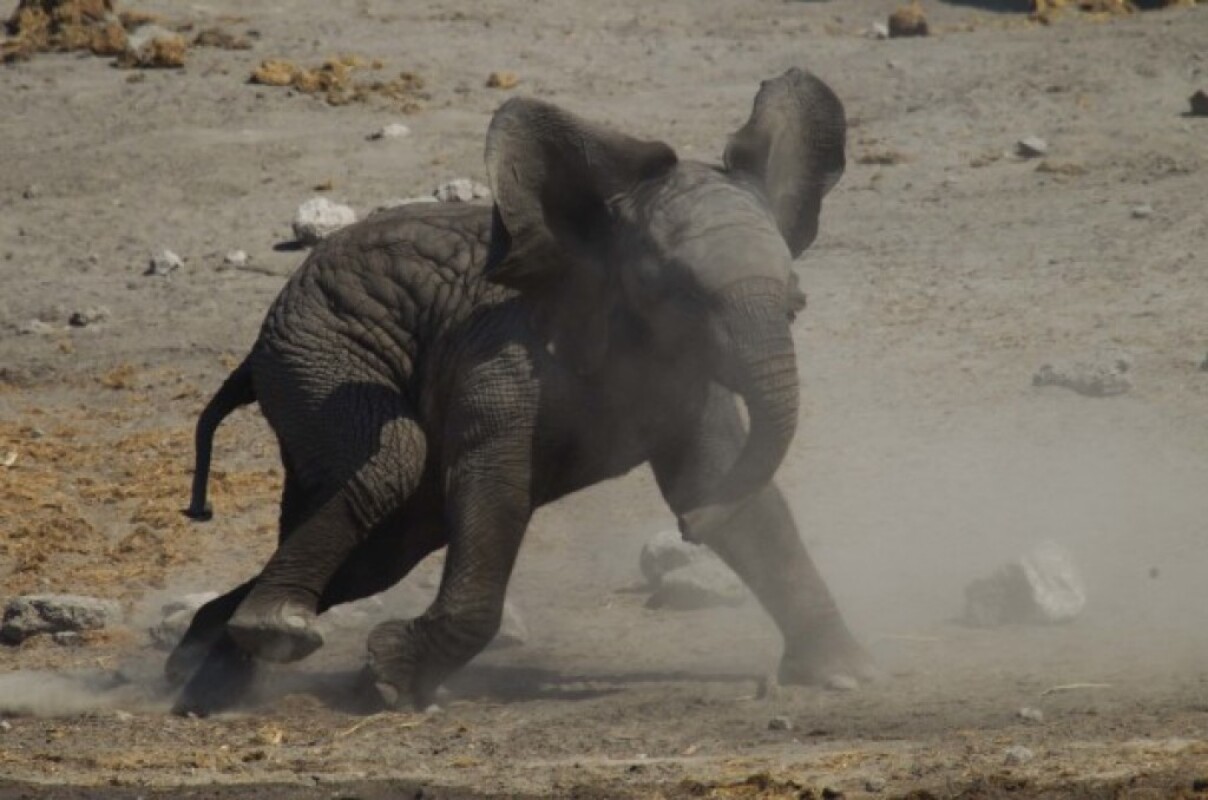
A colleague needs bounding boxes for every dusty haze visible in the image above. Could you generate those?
[1,0,1207,796]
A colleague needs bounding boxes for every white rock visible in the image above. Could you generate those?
[0,720,10,732]
[1033,352,1131,397]
[432,179,491,203]
[1019,541,1086,622]
[1018,707,1045,722]
[640,529,709,587]
[768,715,793,731]
[1004,745,1035,766]
[145,249,183,276]
[865,777,888,793]
[149,592,219,649]
[1016,137,1049,158]
[868,21,890,39]
[17,319,56,336]
[1130,203,1153,219]
[1,595,122,644]
[368,123,411,141]
[292,197,357,245]
[648,558,746,610]
[964,541,1086,627]
[223,250,249,267]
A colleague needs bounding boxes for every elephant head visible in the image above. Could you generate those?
[483,68,846,541]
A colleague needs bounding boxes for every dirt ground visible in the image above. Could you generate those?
[2,0,1208,797]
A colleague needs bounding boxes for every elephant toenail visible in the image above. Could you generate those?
[284,614,308,629]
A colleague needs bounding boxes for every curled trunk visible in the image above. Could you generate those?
[679,279,800,541]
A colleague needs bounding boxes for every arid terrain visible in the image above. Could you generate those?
[2,0,1207,797]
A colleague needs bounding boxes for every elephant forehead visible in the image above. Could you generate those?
[637,167,792,287]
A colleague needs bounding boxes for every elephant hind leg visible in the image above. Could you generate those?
[169,493,443,717]
[229,404,428,665]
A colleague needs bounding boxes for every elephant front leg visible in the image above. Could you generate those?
[652,386,873,689]
[367,451,531,710]
[703,485,874,689]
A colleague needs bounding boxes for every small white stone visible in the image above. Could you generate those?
[648,558,746,610]
[1004,745,1035,766]
[145,249,183,276]
[1033,353,1131,398]
[432,179,491,203]
[1018,707,1045,723]
[768,715,793,731]
[1131,203,1153,219]
[868,21,890,39]
[865,777,887,793]
[368,123,411,141]
[292,197,357,245]
[1016,137,1049,158]
[223,250,249,267]
[17,319,56,336]
[0,720,11,732]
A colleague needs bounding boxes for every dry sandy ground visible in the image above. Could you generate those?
[2,0,1208,797]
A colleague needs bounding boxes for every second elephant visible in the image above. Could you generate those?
[169,67,872,715]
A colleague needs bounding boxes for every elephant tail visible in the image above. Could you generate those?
[184,356,256,522]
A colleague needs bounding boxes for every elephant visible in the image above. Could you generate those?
[167,67,872,716]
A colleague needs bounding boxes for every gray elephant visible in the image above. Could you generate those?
[168,68,871,715]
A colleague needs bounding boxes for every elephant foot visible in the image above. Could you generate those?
[365,619,439,711]
[165,636,216,687]
[171,635,256,717]
[779,624,878,692]
[228,590,323,664]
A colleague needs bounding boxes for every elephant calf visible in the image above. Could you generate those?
[168,67,871,715]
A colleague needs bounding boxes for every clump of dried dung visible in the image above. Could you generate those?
[250,55,427,111]
[2,0,126,62]
[1,0,183,66]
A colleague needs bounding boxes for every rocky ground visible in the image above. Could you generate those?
[2,0,1208,797]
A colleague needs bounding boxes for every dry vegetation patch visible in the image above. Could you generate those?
[0,382,280,602]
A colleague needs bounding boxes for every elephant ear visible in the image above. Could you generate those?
[484,97,678,373]
[724,68,846,258]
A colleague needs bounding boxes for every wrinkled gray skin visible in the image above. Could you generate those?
[169,68,871,716]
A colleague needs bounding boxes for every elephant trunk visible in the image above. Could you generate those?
[679,278,800,541]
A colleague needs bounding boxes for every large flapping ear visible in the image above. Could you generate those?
[483,97,677,373]
[724,68,846,258]
[484,97,678,287]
